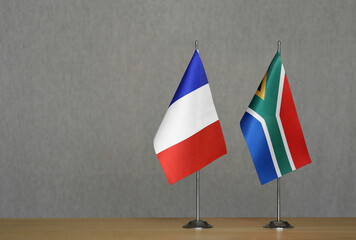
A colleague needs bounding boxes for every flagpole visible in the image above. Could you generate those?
[195,40,200,223]
[277,40,281,223]
[264,40,293,229]
[183,40,212,229]
[196,170,200,222]
[277,178,280,222]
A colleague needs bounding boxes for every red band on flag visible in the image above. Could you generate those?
[156,121,227,185]
[280,75,311,169]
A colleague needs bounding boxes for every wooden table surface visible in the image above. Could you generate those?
[0,218,355,240]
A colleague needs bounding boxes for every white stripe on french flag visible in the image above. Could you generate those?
[154,84,219,154]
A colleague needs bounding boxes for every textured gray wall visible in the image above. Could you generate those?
[0,0,355,218]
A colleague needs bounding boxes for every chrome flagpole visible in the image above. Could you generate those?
[196,170,200,222]
[183,40,212,229]
[277,177,281,222]
[183,170,212,229]
[264,40,293,230]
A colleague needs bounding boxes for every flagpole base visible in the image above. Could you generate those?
[183,219,213,229]
[263,220,293,229]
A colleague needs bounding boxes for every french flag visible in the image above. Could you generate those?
[154,50,227,185]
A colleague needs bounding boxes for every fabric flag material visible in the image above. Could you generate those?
[154,50,227,185]
[240,51,311,185]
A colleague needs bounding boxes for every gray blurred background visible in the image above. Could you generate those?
[0,0,355,218]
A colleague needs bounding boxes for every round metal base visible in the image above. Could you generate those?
[263,220,294,229]
[183,219,213,229]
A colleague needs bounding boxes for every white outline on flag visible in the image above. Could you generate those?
[246,107,282,177]
[276,65,296,171]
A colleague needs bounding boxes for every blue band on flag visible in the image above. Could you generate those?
[169,50,208,106]
[240,112,278,185]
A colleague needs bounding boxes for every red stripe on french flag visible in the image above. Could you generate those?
[156,121,227,185]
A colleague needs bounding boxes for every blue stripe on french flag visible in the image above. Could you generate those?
[169,50,208,106]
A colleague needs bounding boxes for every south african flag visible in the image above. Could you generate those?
[240,51,311,185]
